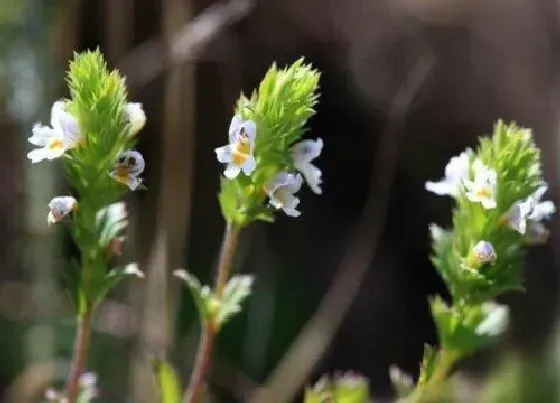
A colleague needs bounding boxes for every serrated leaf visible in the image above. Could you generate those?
[153,359,182,403]
[218,178,239,223]
[418,344,438,387]
[216,275,254,328]
[174,270,214,323]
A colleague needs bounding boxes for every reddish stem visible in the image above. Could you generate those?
[65,309,92,403]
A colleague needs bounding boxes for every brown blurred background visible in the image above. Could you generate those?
[1,0,560,401]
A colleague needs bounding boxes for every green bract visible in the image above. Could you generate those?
[218,58,321,227]
[430,121,543,304]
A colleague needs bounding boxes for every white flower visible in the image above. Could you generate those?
[476,302,509,336]
[122,262,145,278]
[425,148,472,196]
[291,138,323,194]
[215,115,257,179]
[97,202,128,230]
[108,262,145,278]
[27,101,81,163]
[109,150,145,191]
[504,184,556,243]
[472,240,497,264]
[125,102,146,136]
[264,172,303,217]
[464,159,497,209]
[47,196,77,225]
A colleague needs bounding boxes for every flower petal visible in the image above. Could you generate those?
[126,102,146,136]
[215,145,233,163]
[224,163,241,179]
[228,115,243,144]
[28,124,57,146]
[27,148,51,163]
[298,162,322,194]
[241,155,257,175]
[292,138,323,164]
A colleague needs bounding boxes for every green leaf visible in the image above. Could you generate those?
[417,344,438,387]
[174,270,215,323]
[153,359,182,403]
[430,297,508,356]
[91,262,145,305]
[216,275,254,328]
[218,177,239,223]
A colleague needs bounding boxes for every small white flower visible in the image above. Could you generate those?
[122,262,145,278]
[215,115,257,179]
[47,196,77,225]
[464,159,497,209]
[505,184,555,243]
[108,262,145,278]
[264,172,303,217]
[109,150,145,191]
[425,148,472,197]
[27,101,81,163]
[476,301,509,336]
[125,102,146,136]
[291,138,323,194]
[472,240,497,264]
[97,202,128,231]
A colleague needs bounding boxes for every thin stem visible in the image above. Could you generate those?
[214,222,240,296]
[412,349,458,403]
[183,222,241,403]
[65,308,93,403]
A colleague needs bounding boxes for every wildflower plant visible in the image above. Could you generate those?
[388,121,556,402]
[29,50,147,403]
[149,59,323,403]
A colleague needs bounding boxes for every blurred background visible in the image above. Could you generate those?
[1,0,560,401]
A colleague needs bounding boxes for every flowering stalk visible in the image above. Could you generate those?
[30,50,147,403]
[387,121,556,402]
[171,59,322,403]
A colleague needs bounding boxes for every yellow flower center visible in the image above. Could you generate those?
[113,166,131,185]
[48,138,64,151]
[474,185,492,199]
[231,140,251,166]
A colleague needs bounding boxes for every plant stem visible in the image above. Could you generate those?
[412,349,458,403]
[65,308,93,403]
[183,222,240,403]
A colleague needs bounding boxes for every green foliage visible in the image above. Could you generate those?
[174,270,254,330]
[430,297,508,357]
[153,359,183,403]
[430,121,542,304]
[216,275,254,327]
[417,344,438,388]
[304,372,371,403]
[218,58,321,226]
[416,120,555,401]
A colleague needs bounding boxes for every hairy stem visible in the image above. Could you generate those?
[412,349,458,403]
[65,308,93,403]
[184,222,240,403]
